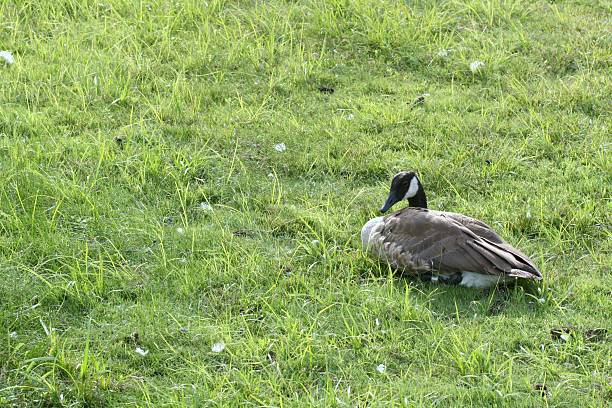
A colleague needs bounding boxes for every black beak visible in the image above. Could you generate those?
[380,192,399,213]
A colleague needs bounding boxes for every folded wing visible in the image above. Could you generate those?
[379,208,541,279]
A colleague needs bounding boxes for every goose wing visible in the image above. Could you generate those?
[380,208,541,279]
[441,211,541,276]
[439,211,504,243]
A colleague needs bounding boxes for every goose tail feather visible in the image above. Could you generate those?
[509,268,542,280]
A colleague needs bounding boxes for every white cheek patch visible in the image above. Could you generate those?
[403,177,419,199]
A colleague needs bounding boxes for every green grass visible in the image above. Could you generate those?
[1,0,610,406]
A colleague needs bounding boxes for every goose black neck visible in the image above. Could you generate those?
[408,185,427,209]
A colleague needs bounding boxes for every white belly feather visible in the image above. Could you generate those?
[459,272,513,288]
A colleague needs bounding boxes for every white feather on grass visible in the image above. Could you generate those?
[211,341,225,353]
[470,60,485,73]
[0,51,14,65]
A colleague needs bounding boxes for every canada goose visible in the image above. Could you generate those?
[361,172,542,288]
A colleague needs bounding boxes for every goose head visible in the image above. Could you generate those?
[380,171,428,213]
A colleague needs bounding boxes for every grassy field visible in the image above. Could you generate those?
[1,0,610,406]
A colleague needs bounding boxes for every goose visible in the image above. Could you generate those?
[361,171,542,288]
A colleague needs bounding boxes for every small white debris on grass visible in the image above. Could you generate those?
[376,363,386,373]
[274,143,286,152]
[346,113,354,120]
[0,51,14,65]
[176,227,185,235]
[375,318,380,327]
[469,60,485,73]
[437,49,450,57]
[211,341,225,353]
[135,347,149,356]
[199,202,213,211]
[537,298,545,304]
[9,331,17,339]
[39,318,50,336]
[559,334,569,342]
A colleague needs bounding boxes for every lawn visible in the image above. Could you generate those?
[0,0,610,406]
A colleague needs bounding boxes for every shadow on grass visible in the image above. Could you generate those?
[359,254,543,320]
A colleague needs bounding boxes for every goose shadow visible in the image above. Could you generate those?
[360,256,542,319]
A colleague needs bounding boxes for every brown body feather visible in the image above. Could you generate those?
[369,207,541,280]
